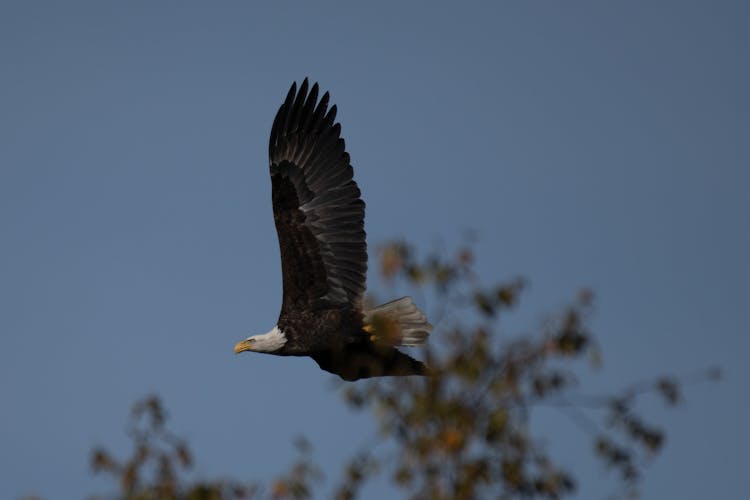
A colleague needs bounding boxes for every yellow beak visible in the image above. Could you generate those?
[234,340,254,354]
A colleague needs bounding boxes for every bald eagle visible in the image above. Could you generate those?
[233,79,432,381]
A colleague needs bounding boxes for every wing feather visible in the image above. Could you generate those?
[269,79,367,312]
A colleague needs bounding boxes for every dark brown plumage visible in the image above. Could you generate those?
[234,79,432,381]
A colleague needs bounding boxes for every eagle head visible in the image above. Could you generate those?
[234,325,287,354]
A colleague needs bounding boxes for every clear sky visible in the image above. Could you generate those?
[1,2,748,498]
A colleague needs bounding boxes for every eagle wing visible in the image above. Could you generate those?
[269,79,367,313]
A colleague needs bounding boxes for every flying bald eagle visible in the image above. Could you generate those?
[233,79,432,381]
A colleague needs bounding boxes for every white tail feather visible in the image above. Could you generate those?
[363,296,432,347]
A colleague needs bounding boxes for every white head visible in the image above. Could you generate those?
[234,325,287,354]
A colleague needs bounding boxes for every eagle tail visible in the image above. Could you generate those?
[363,296,432,347]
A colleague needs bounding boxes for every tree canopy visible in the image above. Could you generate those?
[86,238,717,500]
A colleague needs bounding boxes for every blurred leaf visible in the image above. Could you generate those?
[656,377,681,406]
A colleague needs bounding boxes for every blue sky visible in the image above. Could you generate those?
[1,2,748,498]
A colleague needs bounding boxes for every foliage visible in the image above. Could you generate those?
[89,396,254,500]
[89,397,320,500]
[86,239,717,500]
[336,239,716,499]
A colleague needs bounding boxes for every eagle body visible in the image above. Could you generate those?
[234,79,432,381]
[275,308,364,355]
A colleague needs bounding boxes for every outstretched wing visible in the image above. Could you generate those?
[269,79,367,313]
